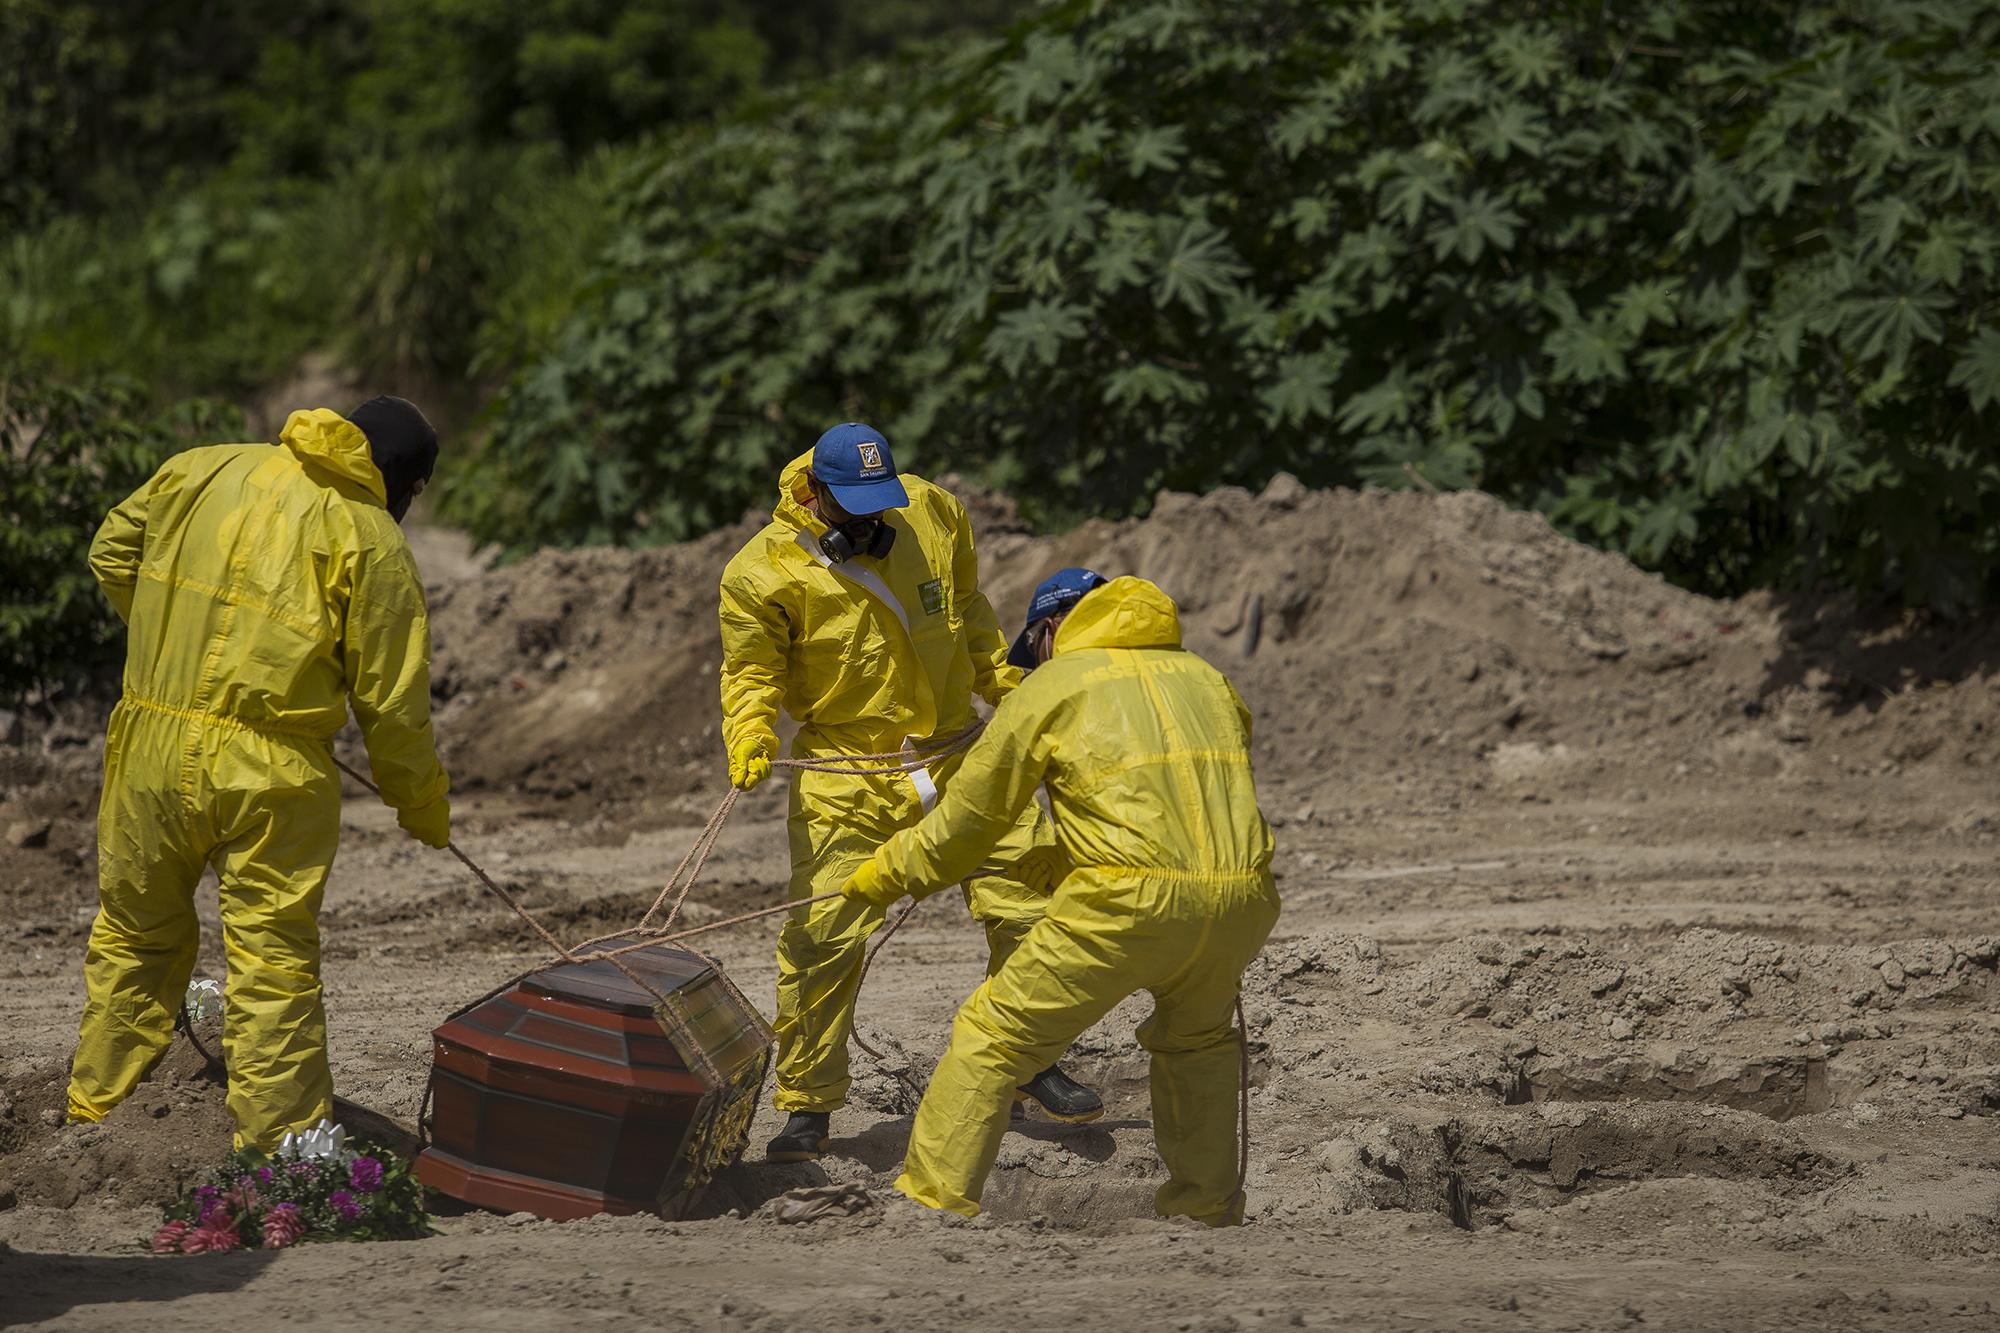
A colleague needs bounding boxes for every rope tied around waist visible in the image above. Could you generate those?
[777,722,985,777]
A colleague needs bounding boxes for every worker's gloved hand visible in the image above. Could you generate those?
[840,858,903,908]
[397,797,451,849]
[729,736,775,791]
[1013,843,1069,896]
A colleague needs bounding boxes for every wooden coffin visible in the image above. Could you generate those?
[415,936,770,1220]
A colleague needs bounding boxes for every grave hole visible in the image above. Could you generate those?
[1520,1050,1868,1121]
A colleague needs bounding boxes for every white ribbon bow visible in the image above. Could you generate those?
[276,1117,353,1164]
[183,979,224,1024]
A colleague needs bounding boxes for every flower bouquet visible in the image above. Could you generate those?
[150,1120,429,1254]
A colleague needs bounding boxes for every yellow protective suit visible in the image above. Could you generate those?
[851,576,1280,1224]
[719,451,1063,1114]
[68,409,449,1150]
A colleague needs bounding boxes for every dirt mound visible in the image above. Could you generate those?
[419,521,759,809]
[423,475,2000,809]
[0,706,113,940]
[1245,923,2000,1133]
[0,1027,232,1212]
[1258,923,2000,1039]
[1383,927,2000,1046]
[979,481,1761,785]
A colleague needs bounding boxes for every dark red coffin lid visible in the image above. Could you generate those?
[520,936,715,1016]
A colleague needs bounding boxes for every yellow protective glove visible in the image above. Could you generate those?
[840,857,903,907]
[397,796,451,849]
[1013,843,1069,896]
[729,736,774,791]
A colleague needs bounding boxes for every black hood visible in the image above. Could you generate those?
[348,395,438,522]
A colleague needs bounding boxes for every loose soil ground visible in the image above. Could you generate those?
[2,478,1996,1331]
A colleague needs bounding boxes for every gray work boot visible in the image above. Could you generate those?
[1015,1064,1104,1123]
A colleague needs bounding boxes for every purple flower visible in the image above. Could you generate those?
[194,1186,218,1203]
[328,1189,361,1222]
[348,1156,384,1194]
[256,1167,274,1184]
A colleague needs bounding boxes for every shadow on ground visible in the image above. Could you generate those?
[0,1241,279,1326]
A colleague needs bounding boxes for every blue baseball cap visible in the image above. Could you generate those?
[1007,567,1109,670]
[811,422,908,514]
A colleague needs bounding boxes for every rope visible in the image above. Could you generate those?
[638,786,738,932]
[333,758,678,1012]
[176,1003,224,1074]
[337,728,1256,1210]
[570,785,740,954]
[564,889,847,963]
[416,1070,435,1150]
[848,895,922,1060]
[773,722,984,776]
[846,896,930,1108]
[1235,995,1251,1216]
[572,723,978,952]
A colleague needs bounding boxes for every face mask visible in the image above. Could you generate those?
[818,516,896,563]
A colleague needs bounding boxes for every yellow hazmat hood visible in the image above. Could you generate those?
[774,449,821,532]
[1053,576,1183,654]
[279,409,387,505]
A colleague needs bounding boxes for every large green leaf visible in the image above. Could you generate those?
[1259,351,1345,427]
[1948,326,2000,411]
[1152,219,1247,315]
[987,299,1089,375]
[1428,190,1522,262]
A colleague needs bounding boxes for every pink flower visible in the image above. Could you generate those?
[328,1189,361,1222]
[261,1203,306,1249]
[150,1220,190,1254]
[180,1221,242,1254]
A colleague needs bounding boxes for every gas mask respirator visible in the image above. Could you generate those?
[818,516,896,564]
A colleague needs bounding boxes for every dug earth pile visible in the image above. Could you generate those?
[2,477,1996,1331]
[414,475,2000,815]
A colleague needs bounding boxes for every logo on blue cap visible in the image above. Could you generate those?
[1007,567,1108,671]
[813,422,908,513]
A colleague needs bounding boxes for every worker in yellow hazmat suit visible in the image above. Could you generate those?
[68,398,451,1151]
[842,573,1280,1225]
[719,422,1101,1161]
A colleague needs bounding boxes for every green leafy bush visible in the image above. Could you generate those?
[457,0,2000,610]
[0,371,241,706]
[443,66,938,546]
[2,0,1027,401]
[1,0,1015,232]
[0,143,630,396]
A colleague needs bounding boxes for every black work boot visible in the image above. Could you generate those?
[1015,1064,1104,1124]
[765,1111,831,1162]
